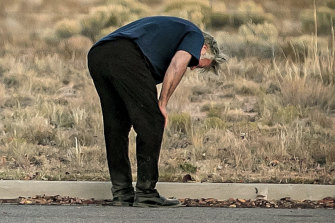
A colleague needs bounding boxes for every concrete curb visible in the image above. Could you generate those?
[0,181,334,200]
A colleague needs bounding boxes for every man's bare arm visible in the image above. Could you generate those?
[158,50,192,127]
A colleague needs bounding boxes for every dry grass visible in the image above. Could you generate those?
[0,0,334,184]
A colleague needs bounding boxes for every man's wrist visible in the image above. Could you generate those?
[158,99,167,108]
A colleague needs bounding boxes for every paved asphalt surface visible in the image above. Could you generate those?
[1,205,334,223]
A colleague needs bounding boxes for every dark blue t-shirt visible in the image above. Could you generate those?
[91,16,204,83]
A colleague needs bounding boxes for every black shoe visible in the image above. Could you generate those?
[110,196,134,207]
[133,195,180,207]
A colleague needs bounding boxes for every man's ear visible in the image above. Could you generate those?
[201,44,208,55]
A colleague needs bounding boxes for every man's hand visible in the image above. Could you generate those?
[158,103,168,128]
[158,50,192,128]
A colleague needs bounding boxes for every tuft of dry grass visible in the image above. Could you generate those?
[54,19,81,39]
[58,35,92,59]
[163,0,212,29]
[80,0,149,41]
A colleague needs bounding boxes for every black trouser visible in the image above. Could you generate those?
[87,39,165,198]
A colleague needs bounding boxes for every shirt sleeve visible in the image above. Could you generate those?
[176,31,204,67]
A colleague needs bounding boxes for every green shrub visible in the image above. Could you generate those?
[238,0,264,14]
[0,83,5,106]
[201,103,225,119]
[80,5,131,41]
[165,0,210,12]
[4,95,34,108]
[280,77,335,112]
[3,75,20,88]
[139,0,163,5]
[308,109,333,129]
[164,0,211,29]
[80,0,149,41]
[236,0,272,25]
[179,162,197,173]
[49,108,75,128]
[220,22,279,58]
[236,85,257,95]
[281,35,329,61]
[281,35,311,61]
[244,40,279,58]
[210,13,230,28]
[54,19,81,39]
[59,35,92,58]
[192,85,211,96]
[236,13,271,27]
[204,117,225,129]
[210,12,273,29]
[209,0,273,29]
[272,105,300,124]
[211,1,226,13]
[98,26,118,40]
[263,103,301,126]
[200,103,211,112]
[0,63,6,77]
[207,107,222,119]
[108,0,149,15]
[300,7,335,34]
[219,33,280,59]
[22,117,56,146]
[327,0,335,9]
[238,22,278,43]
[326,146,335,162]
[80,12,108,42]
[169,113,191,134]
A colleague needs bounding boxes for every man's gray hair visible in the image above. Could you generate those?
[201,32,227,74]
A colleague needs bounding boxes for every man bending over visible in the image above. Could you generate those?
[87,16,226,207]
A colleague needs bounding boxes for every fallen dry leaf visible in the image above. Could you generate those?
[0,195,334,209]
[237,198,246,203]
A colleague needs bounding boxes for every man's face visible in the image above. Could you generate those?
[190,44,213,70]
